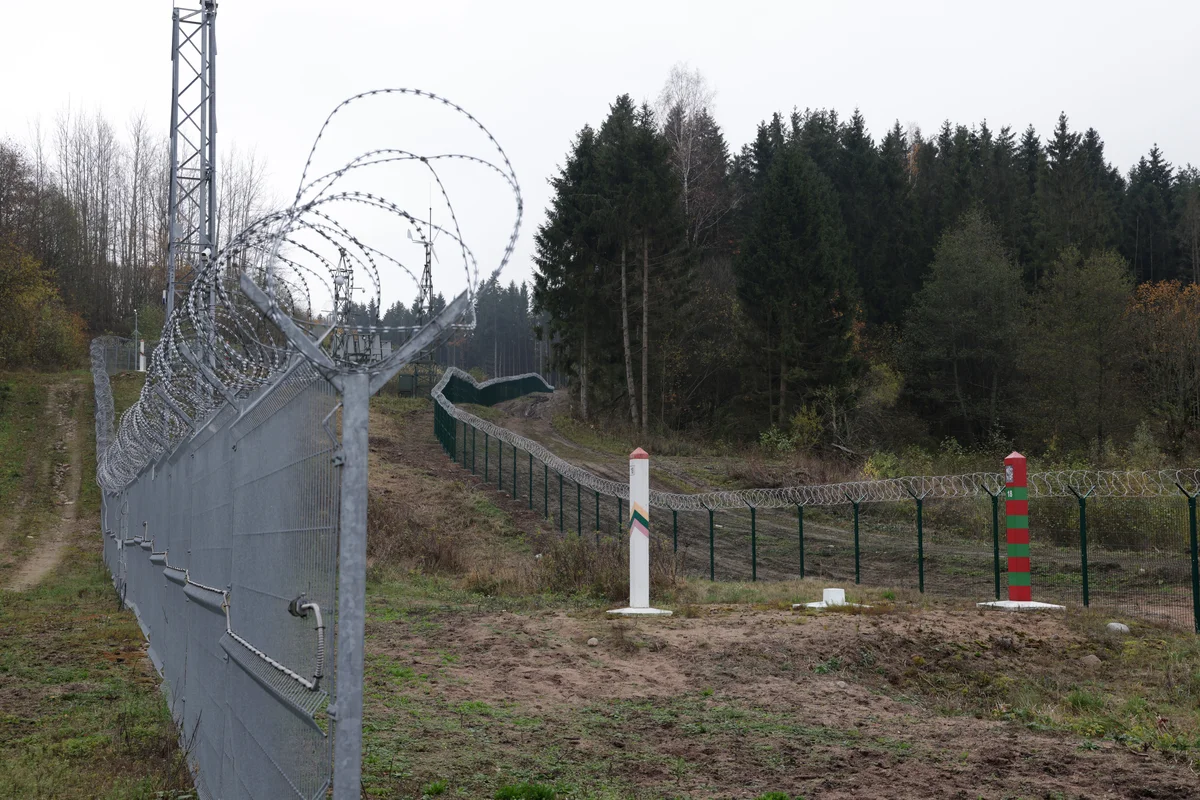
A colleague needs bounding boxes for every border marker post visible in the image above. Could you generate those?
[608,448,671,617]
[978,451,1064,612]
[1005,452,1030,601]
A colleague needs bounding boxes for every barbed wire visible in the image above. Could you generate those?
[433,369,1200,509]
[95,89,522,492]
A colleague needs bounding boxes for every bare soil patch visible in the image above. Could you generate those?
[365,602,1197,799]
[4,380,84,592]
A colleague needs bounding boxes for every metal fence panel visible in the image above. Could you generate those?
[434,370,1200,632]
[92,345,339,799]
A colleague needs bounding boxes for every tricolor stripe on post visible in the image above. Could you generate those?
[607,447,670,616]
[1005,452,1031,602]
[631,502,650,537]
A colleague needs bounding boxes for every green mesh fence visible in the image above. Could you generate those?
[431,376,1200,633]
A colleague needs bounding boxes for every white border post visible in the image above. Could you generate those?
[608,448,671,617]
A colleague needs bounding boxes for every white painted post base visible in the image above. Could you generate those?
[793,587,870,611]
[977,600,1065,612]
[607,607,673,617]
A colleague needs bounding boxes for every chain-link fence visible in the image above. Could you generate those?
[95,344,341,799]
[433,368,1200,633]
[94,336,153,373]
[89,86,522,799]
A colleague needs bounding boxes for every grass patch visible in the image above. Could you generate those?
[0,374,47,509]
[373,394,429,422]
[0,543,194,797]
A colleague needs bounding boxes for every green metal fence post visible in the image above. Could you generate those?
[471,426,476,475]
[576,481,581,535]
[844,493,863,585]
[558,472,564,533]
[704,503,715,581]
[543,464,548,519]
[1068,485,1094,607]
[513,445,518,499]
[672,509,678,554]
[746,502,757,582]
[917,497,924,593]
[595,490,601,546]
[982,485,1001,600]
[1177,483,1200,635]
[906,488,927,594]
[797,504,805,579]
[528,453,533,509]
[498,440,503,490]
[618,498,623,536]
[484,433,489,483]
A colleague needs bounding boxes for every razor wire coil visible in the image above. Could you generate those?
[95,89,522,493]
[433,368,1200,509]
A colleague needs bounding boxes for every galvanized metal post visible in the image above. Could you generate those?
[543,463,548,519]
[471,426,476,475]
[528,452,533,510]
[618,498,623,535]
[576,481,581,535]
[333,372,369,800]
[797,504,805,579]
[672,509,678,554]
[512,445,517,499]
[498,440,503,490]
[558,472,564,533]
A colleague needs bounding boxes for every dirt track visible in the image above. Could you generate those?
[3,380,84,592]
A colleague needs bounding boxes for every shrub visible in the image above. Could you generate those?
[759,426,795,454]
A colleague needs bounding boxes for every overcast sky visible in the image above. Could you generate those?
[2,0,1197,310]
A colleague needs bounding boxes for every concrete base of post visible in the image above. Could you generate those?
[793,587,870,611]
[607,607,672,617]
[977,600,1065,612]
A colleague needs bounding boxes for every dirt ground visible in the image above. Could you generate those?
[365,600,1198,799]
[362,399,1200,799]
[3,379,84,591]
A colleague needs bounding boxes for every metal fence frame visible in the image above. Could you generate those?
[95,344,343,799]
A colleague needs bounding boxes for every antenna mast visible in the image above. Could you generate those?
[165,1,218,322]
[416,203,434,324]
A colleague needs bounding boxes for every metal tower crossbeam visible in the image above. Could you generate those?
[166,1,217,321]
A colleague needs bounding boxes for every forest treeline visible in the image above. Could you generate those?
[0,108,543,378]
[533,66,1200,461]
[0,110,268,368]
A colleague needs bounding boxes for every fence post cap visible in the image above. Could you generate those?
[630,448,649,460]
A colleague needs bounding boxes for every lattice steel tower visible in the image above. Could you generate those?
[165,1,218,321]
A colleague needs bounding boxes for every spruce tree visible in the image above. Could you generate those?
[735,138,857,425]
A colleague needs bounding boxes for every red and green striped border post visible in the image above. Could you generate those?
[1005,451,1031,602]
